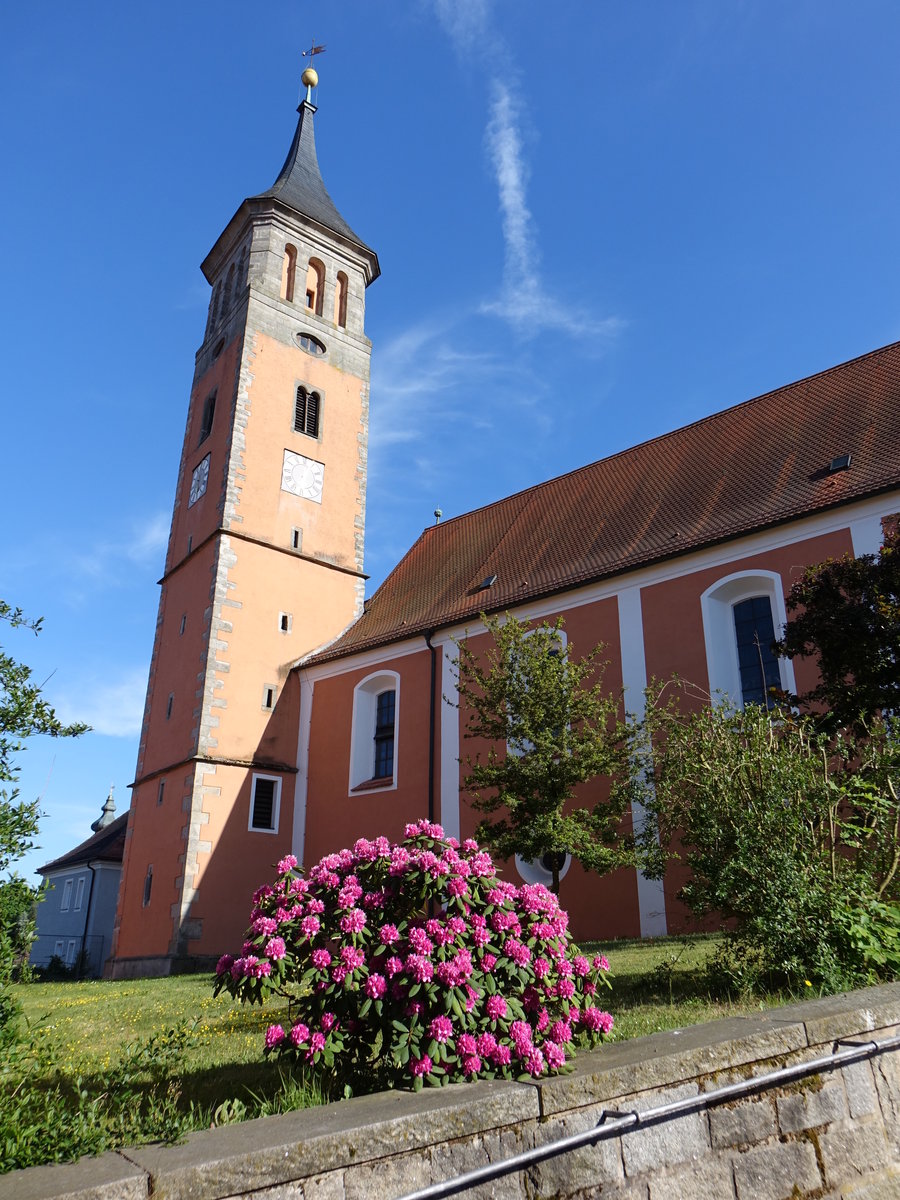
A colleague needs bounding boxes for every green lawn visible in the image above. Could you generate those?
[11,934,788,1089]
[3,935,804,1173]
[11,972,298,1112]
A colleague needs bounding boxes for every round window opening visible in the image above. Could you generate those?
[295,331,327,357]
[514,851,572,887]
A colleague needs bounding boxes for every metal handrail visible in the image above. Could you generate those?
[398,1031,900,1200]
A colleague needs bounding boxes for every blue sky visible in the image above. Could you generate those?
[3,1,900,881]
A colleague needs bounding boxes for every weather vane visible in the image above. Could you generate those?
[302,39,326,61]
[300,38,326,102]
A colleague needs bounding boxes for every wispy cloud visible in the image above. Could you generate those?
[370,319,512,450]
[432,3,622,341]
[55,667,148,738]
[72,512,169,584]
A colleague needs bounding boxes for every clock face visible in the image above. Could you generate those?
[189,454,210,506]
[282,449,324,504]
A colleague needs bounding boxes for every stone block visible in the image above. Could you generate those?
[299,1173,347,1200]
[732,1140,821,1200]
[776,1079,848,1132]
[799,983,900,1045]
[414,1130,531,1200]
[648,1157,737,1200]
[818,1122,893,1191]
[873,1048,900,1144]
[827,1169,900,1200]
[538,1014,807,1117]
[709,1096,777,1148]
[570,1183,648,1200]
[343,1151,435,1200]
[620,1085,710,1176]
[222,1185,305,1200]
[0,1152,148,1200]
[842,1058,880,1118]
[528,1107,624,1194]
[125,1080,538,1199]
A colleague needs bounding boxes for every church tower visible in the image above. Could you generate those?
[110,69,379,976]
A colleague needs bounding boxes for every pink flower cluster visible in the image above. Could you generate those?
[214,819,614,1090]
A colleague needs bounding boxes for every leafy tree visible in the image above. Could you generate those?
[634,682,900,991]
[0,601,87,1036]
[775,527,899,730]
[452,613,639,893]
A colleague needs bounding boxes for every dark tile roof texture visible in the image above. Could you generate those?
[37,813,128,876]
[253,101,374,255]
[310,341,900,665]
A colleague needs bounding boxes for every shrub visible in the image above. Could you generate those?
[636,688,900,992]
[214,821,613,1093]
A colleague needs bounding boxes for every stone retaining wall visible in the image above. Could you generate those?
[7,983,900,1200]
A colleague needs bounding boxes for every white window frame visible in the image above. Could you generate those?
[60,877,73,912]
[349,671,400,793]
[66,939,77,967]
[249,773,282,833]
[700,570,797,707]
[53,938,65,959]
[515,852,573,888]
[73,876,86,912]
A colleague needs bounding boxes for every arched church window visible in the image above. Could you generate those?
[306,258,325,316]
[334,271,349,328]
[732,596,782,708]
[700,570,796,708]
[294,385,320,438]
[349,671,400,792]
[207,282,222,336]
[198,391,216,446]
[281,244,297,302]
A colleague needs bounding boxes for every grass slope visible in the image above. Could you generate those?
[3,935,802,1173]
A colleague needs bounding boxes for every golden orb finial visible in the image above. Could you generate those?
[301,66,319,89]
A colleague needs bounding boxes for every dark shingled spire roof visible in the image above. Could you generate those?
[253,100,373,254]
[307,340,900,666]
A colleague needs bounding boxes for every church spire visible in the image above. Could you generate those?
[91,786,116,832]
[252,65,374,258]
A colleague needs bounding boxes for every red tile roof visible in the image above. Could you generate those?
[309,341,900,665]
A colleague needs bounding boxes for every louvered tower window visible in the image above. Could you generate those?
[294,386,320,438]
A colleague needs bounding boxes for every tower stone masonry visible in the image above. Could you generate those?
[109,85,379,977]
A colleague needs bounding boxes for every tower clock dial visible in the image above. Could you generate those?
[282,449,325,503]
[189,454,210,506]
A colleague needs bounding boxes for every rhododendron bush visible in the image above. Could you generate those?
[214,821,613,1092]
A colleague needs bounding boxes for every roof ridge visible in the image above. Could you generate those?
[427,339,900,532]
